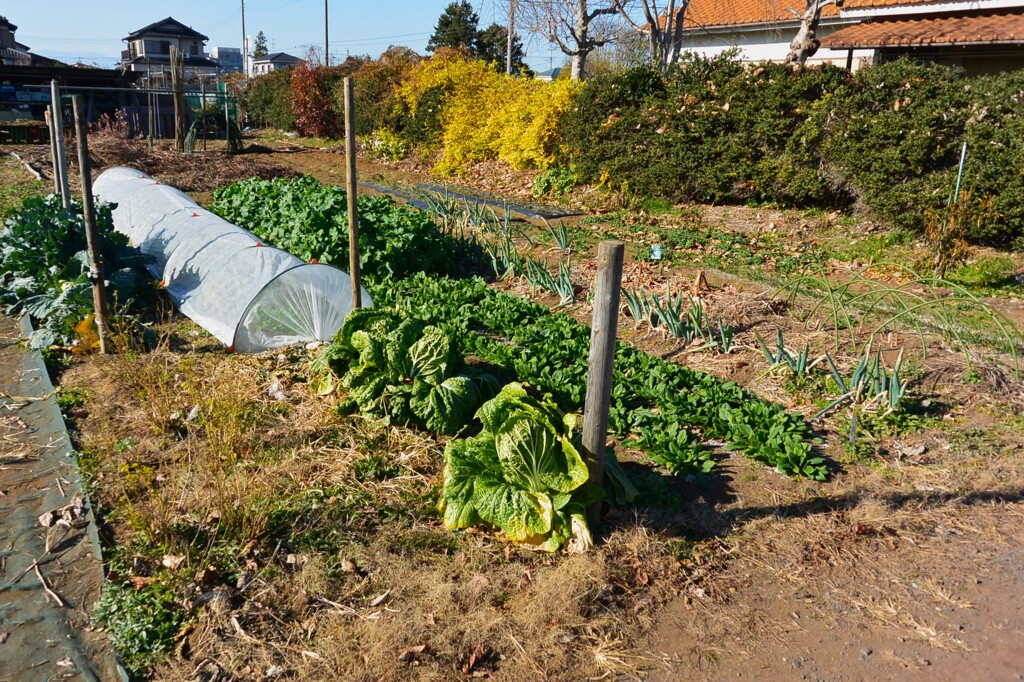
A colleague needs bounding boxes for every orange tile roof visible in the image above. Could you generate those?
[682,0,944,29]
[821,8,1024,47]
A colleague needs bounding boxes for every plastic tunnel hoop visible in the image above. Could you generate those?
[93,166,372,352]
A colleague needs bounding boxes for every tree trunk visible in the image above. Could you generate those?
[571,2,589,80]
[785,0,834,66]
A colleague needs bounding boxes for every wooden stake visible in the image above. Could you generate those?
[49,81,71,210]
[170,46,186,152]
[343,77,362,309]
[71,95,110,355]
[582,240,624,529]
[224,91,232,153]
[44,107,60,194]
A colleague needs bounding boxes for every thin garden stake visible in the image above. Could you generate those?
[44,107,60,195]
[582,240,624,530]
[71,95,110,354]
[344,77,362,309]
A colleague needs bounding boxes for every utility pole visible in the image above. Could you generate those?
[324,0,330,66]
[506,0,516,75]
[241,0,247,76]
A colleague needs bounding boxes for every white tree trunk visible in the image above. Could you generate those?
[785,0,838,65]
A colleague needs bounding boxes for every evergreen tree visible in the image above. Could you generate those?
[475,23,527,72]
[253,31,269,59]
[426,1,479,53]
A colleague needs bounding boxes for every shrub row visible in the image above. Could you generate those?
[243,50,1024,246]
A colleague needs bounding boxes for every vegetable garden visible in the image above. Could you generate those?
[2,64,1024,677]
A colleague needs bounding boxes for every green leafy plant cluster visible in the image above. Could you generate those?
[0,195,139,348]
[210,176,462,285]
[439,382,601,552]
[377,274,826,479]
[325,308,502,435]
[93,579,187,677]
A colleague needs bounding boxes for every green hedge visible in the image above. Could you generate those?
[556,56,1024,246]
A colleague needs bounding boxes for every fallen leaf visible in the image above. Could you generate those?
[460,643,492,675]
[468,574,491,592]
[129,576,154,590]
[397,644,428,662]
[368,589,392,607]
[162,554,186,570]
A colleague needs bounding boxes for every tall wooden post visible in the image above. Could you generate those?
[200,80,208,151]
[343,77,362,309]
[582,241,624,528]
[49,81,71,210]
[170,46,186,152]
[71,95,110,354]
[224,91,231,152]
[44,107,60,195]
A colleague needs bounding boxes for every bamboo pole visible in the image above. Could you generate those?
[44,107,60,194]
[343,77,362,309]
[49,81,71,210]
[582,240,624,529]
[170,46,186,152]
[71,95,110,354]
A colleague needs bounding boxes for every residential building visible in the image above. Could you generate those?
[675,0,1024,73]
[534,67,562,81]
[211,47,243,74]
[0,15,57,66]
[252,52,302,76]
[120,17,219,85]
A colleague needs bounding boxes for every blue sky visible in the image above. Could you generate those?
[11,1,564,72]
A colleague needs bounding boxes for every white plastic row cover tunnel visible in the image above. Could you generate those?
[93,166,372,352]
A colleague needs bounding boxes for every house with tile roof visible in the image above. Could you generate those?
[119,17,220,85]
[676,0,1024,73]
[252,52,303,76]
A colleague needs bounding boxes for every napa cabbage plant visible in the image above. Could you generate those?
[326,309,500,435]
[440,383,608,553]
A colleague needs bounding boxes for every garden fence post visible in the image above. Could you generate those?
[582,240,624,529]
[71,95,111,354]
[44,107,60,195]
[49,81,71,210]
[344,77,363,309]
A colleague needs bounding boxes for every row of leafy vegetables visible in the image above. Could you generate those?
[0,196,141,349]
[214,175,825,552]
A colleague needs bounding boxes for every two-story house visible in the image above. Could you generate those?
[120,17,220,84]
[252,52,303,76]
[0,15,56,66]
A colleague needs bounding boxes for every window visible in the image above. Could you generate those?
[144,39,171,55]
[190,43,198,56]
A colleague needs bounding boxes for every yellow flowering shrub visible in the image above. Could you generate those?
[398,51,581,174]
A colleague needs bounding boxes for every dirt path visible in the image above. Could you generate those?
[0,316,119,681]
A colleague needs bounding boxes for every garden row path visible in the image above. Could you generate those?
[0,315,120,681]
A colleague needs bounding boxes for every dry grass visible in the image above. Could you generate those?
[64,318,714,681]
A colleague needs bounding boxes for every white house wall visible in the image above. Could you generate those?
[680,22,877,68]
